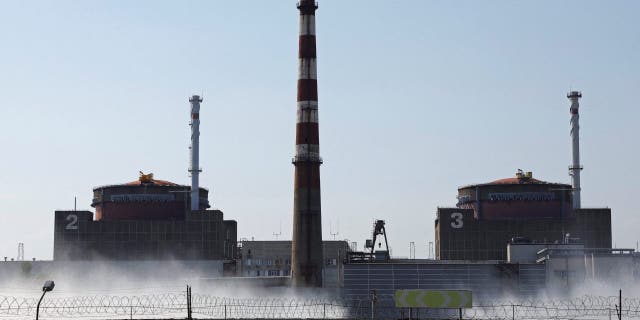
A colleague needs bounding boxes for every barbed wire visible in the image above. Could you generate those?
[2,292,640,319]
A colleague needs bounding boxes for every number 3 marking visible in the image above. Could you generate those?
[450,212,463,229]
[66,214,78,230]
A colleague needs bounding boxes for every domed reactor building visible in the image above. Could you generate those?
[53,96,237,263]
[436,93,611,261]
[93,174,210,221]
[53,173,236,261]
[435,170,611,260]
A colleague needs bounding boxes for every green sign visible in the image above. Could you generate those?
[395,290,472,308]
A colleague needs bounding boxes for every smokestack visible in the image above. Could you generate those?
[291,0,323,287]
[189,95,202,211]
[567,91,583,209]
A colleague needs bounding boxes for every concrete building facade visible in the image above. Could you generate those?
[343,260,546,298]
[239,240,349,287]
[54,210,237,261]
[435,172,611,261]
[54,174,237,262]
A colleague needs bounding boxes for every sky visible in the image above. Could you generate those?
[0,0,638,260]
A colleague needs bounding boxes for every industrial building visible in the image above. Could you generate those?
[54,174,237,261]
[537,247,639,293]
[435,171,611,260]
[343,243,640,299]
[238,240,349,287]
[91,173,209,221]
[53,95,238,266]
[508,243,640,294]
[434,92,611,261]
[343,219,622,299]
[343,259,546,298]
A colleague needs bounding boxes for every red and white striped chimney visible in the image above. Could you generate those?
[291,0,323,288]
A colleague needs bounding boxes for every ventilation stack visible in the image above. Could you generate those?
[291,0,323,287]
[567,91,583,209]
[189,95,203,211]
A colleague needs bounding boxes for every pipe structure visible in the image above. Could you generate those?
[189,95,202,211]
[291,0,323,287]
[567,91,583,209]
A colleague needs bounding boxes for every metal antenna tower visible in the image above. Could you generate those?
[273,221,282,240]
[329,220,339,240]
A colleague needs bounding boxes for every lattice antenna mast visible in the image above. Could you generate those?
[330,220,339,240]
[273,221,282,240]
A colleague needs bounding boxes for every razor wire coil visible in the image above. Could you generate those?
[2,293,640,319]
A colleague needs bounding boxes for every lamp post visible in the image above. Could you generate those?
[36,280,54,320]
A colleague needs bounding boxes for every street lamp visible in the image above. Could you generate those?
[36,280,54,320]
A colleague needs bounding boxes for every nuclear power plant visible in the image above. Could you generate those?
[2,1,636,305]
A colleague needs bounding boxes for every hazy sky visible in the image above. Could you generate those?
[1,1,638,260]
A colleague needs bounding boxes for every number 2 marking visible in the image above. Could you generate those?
[450,212,463,229]
[65,214,78,230]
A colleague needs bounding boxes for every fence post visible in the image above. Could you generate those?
[130,305,132,320]
[615,289,622,320]
[186,285,192,320]
[323,303,326,319]
[512,304,515,320]
[371,289,377,320]
[224,304,227,319]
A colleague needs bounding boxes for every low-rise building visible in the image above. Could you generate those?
[238,240,349,288]
[537,247,639,294]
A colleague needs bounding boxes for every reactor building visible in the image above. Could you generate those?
[53,96,238,262]
[435,91,611,260]
[54,173,236,261]
[435,170,611,260]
